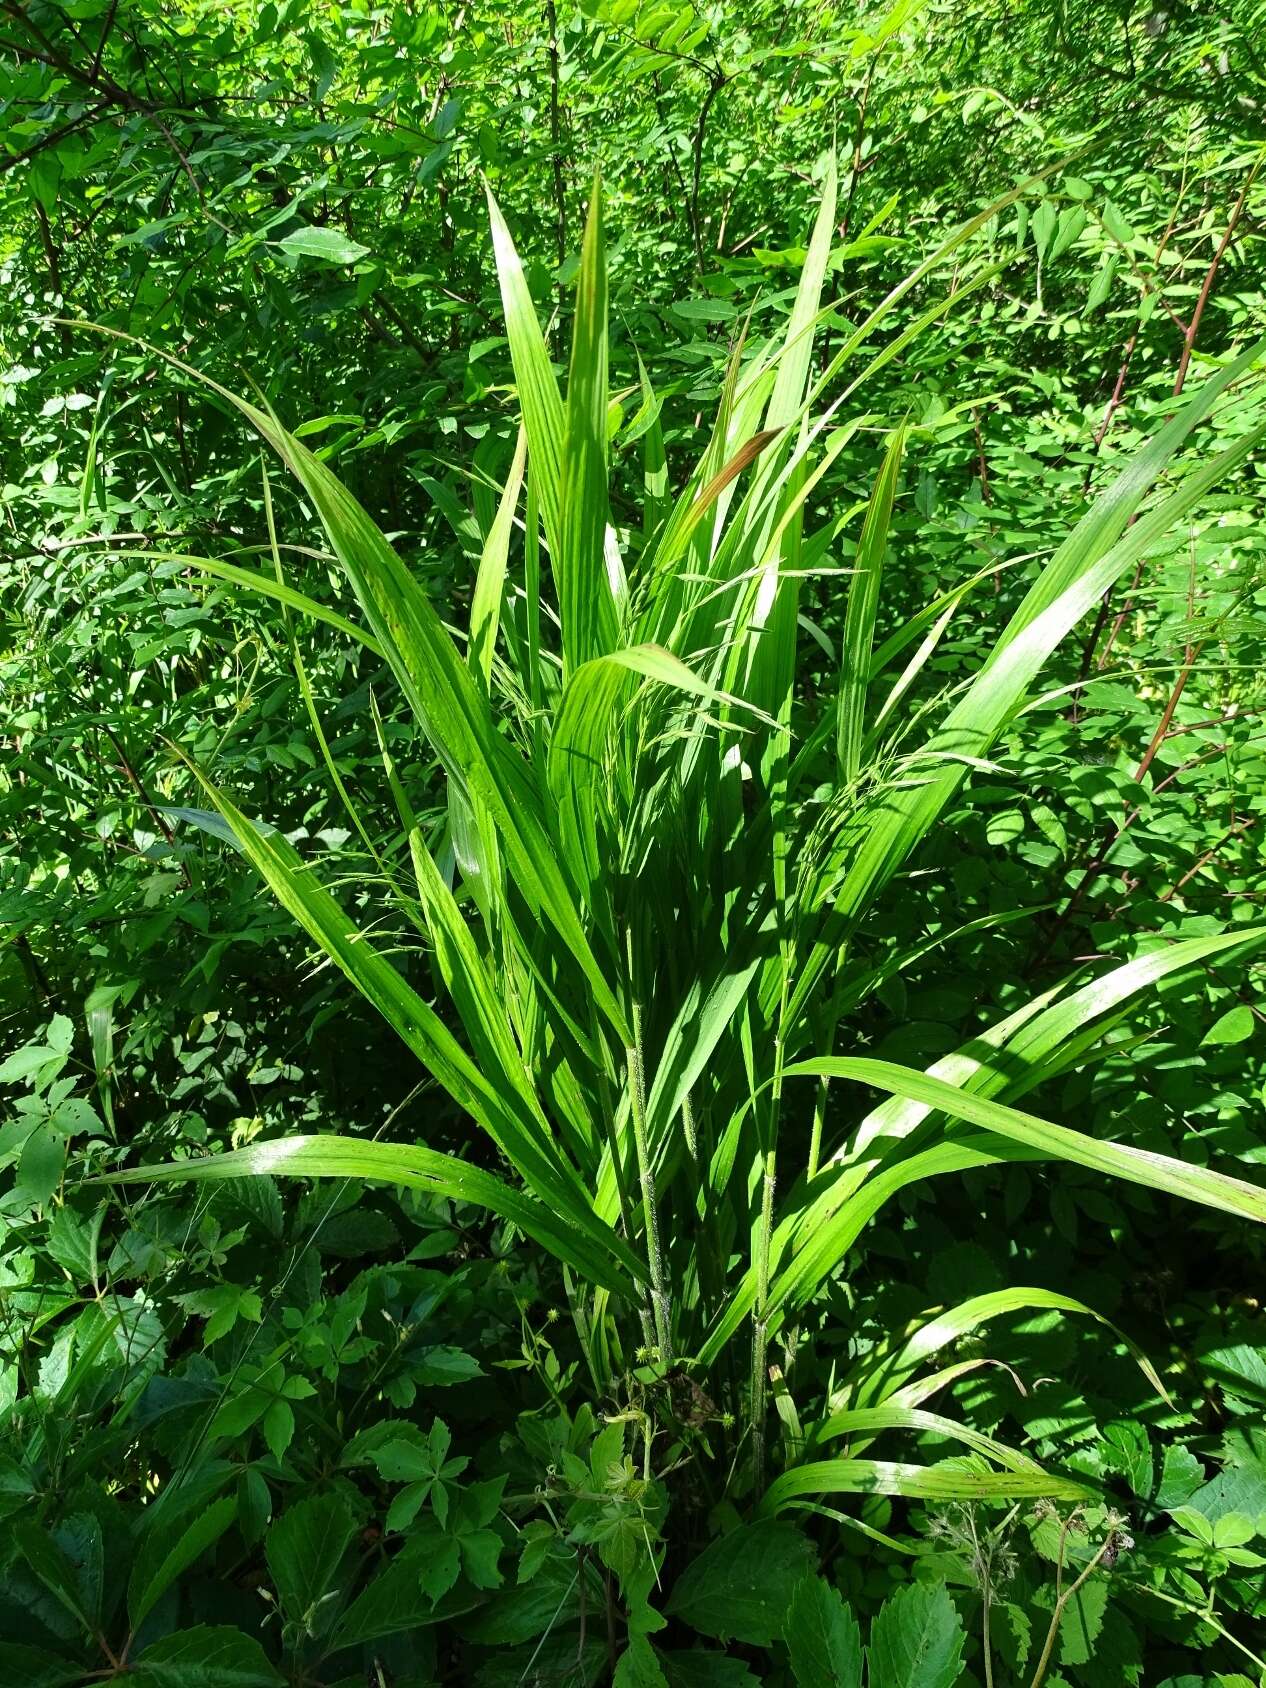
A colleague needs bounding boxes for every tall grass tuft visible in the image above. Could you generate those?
[100,159,1266,1510]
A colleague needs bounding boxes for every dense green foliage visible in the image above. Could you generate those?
[4,2,1266,1684]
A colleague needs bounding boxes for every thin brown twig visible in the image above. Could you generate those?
[1160,818,1254,903]
[1096,157,1262,669]
[1030,1526,1116,1688]
[1173,156,1263,398]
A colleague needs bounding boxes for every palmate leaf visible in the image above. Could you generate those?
[98,1135,640,1298]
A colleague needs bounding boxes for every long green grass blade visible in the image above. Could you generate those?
[470,425,527,686]
[97,1137,636,1296]
[173,765,641,1283]
[558,172,621,674]
[844,1287,1169,1412]
[758,1457,1090,1518]
[806,1404,1045,1471]
[836,423,906,782]
[788,1056,1266,1226]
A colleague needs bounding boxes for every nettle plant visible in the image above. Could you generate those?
[107,159,1266,1516]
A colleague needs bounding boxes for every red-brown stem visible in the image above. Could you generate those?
[1172,157,1262,398]
[1033,674,1216,957]
[1161,818,1253,903]
[839,60,874,239]
[1075,169,1196,676]
[1133,646,1200,787]
[1096,160,1260,670]
[1085,331,1137,485]
[973,405,993,506]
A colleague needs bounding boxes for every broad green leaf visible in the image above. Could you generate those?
[12,1521,90,1630]
[0,1648,83,1688]
[328,1537,470,1648]
[660,1652,760,1686]
[276,225,369,264]
[1037,1576,1108,1667]
[1202,1003,1255,1046]
[1102,1420,1154,1499]
[667,1522,817,1645]
[265,1493,356,1631]
[614,1634,671,1687]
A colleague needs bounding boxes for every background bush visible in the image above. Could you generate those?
[3,2,1266,1684]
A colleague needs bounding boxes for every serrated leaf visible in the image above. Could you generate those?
[867,1580,965,1688]
[459,1527,504,1589]
[328,1530,462,1649]
[262,1399,294,1463]
[1102,1421,1152,1498]
[1157,1444,1203,1510]
[0,1647,83,1688]
[614,1634,670,1687]
[661,1654,761,1687]
[1052,1576,1108,1667]
[385,1483,428,1533]
[412,1345,484,1385]
[18,1127,65,1205]
[784,1576,862,1687]
[129,1625,283,1686]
